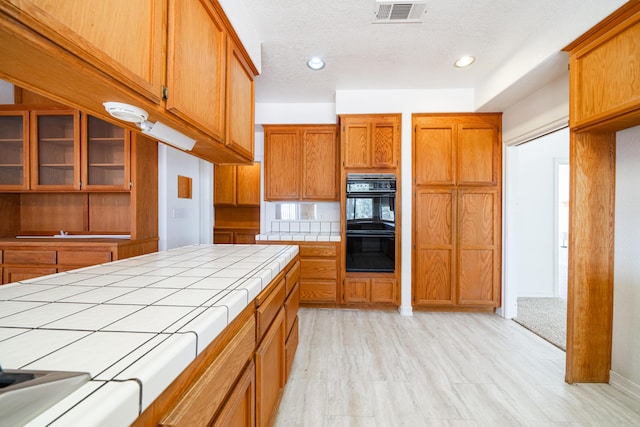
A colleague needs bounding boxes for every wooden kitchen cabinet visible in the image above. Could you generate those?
[0,0,258,165]
[225,36,255,160]
[255,309,285,427]
[412,113,501,309]
[166,0,226,142]
[299,242,340,305]
[343,277,397,305]
[0,110,29,190]
[0,0,166,103]
[264,125,339,201]
[214,162,260,206]
[212,361,256,427]
[341,114,400,169]
[414,114,499,186]
[30,109,80,190]
[82,115,131,190]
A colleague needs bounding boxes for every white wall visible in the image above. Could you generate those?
[612,125,640,390]
[158,144,213,251]
[511,129,569,298]
[0,80,14,103]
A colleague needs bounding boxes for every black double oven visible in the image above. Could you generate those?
[345,174,396,273]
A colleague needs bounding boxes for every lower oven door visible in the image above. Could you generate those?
[345,231,395,272]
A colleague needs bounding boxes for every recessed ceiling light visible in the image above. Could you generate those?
[307,56,325,71]
[454,55,475,68]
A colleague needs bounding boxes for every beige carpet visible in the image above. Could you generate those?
[513,297,567,350]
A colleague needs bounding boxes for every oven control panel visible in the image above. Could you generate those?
[346,174,396,193]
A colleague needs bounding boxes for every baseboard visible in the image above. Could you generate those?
[610,370,640,400]
[398,305,413,316]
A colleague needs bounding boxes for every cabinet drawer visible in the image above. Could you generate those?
[256,278,285,341]
[299,281,337,303]
[57,251,112,266]
[284,282,299,336]
[4,250,56,265]
[299,244,337,258]
[285,315,298,380]
[4,267,57,284]
[300,258,337,280]
[285,260,300,295]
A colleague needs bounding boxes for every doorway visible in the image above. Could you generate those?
[505,127,569,349]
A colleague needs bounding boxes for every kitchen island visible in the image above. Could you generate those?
[0,244,300,426]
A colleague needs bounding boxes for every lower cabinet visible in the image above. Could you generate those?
[213,361,256,427]
[299,243,339,304]
[214,228,259,244]
[343,277,397,305]
[135,255,300,427]
[255,309,286,427]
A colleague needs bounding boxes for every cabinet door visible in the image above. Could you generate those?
[166,0,226,141]
[457,123,499,186]
[0,110,29,190]
[235,230,258,244]
[214,230,234,244]
[264,128,300,200]
[256,309,285,427]
[414,119,455,186]
[236,162,261,206]
[342,120,370,168]
[302,128,338,200]
[214,164,236,206]
[371,120,398,168]
[371,278,397,304]
[4,267,56,284]
[343,278,370,303]
[30,110,80,190]
[212,361,255,427]
[457,189,500,306]
[3,0,165,102]
[82,115,130,190]
[414,189,456,306]
[225,37,255,160]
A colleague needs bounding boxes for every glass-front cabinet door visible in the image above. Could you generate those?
[30,110,80,190]
[82,115,130,190]
[0,110,29,190]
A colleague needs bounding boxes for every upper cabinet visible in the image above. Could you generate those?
[0,106,134,192]
[0,110,29,190]
[30,110,81,190]
[414,114,500,187]
[82,115,131,190]
[166,0,226,141]
[225,37,255,160]
[564,4,640,131]
[0,0,165,103]
[214,162,260,207]
[264,125,339,201]
[0,0,258,164]
[341,114,400,170]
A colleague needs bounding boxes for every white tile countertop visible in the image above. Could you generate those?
[0,244,298,427]
[255,232,341,242]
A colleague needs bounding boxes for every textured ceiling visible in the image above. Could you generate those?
[241,0,627,105]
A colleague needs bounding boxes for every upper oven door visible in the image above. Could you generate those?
[345,193,395,224]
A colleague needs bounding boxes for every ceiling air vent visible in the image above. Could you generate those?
[374,1,428,24]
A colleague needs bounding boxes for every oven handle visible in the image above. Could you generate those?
[345,192,396,198]
[346,231,396,238]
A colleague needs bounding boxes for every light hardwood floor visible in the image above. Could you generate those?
[275,308,640,426]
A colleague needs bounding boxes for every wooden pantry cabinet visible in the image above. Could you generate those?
[340,114,400,169]
[412,113,502,309]
[0,0,257,164]
[264,125,339,201]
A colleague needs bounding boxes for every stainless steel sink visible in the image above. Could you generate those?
[0,368,90,426]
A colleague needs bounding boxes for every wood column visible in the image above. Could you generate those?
[565,131,616,383]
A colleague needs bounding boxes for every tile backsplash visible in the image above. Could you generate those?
[265,201,340,234]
